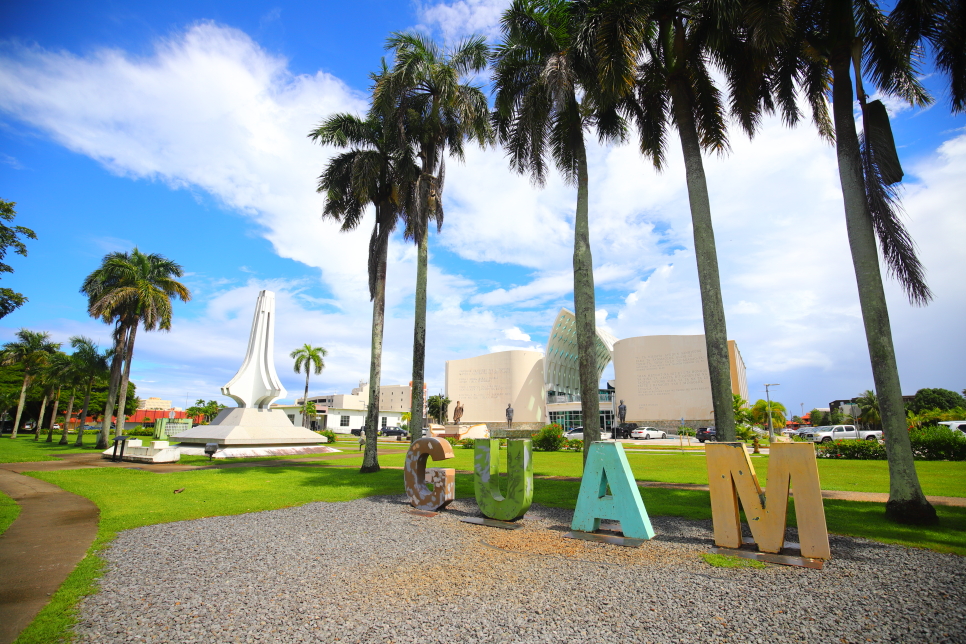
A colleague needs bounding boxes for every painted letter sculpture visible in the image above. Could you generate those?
[474,439,533,521]
[404,437,456,511]
[706,442,830,559]
[571,442,655,539]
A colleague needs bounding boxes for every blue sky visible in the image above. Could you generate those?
[1,0,963,415]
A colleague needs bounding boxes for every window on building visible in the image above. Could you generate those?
[340,415,350,427]
[382,417,387,428]
[287,415,295,424]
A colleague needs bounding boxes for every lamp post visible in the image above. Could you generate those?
[764,384,780,443]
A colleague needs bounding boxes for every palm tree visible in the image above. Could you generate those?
[310,101,418,474]
[493,0,630,456]
[585,0,790,443]
[1,329,60,439]
[776,0,951,524]
[69,336,109,446]
[82,248,191,447]
[374,31,492,443]
[290,344,327,428]
[855,390,882,431]
[43,351,80,444]
[749,399,787,432]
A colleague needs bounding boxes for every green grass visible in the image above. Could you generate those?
[0,436,104,462]
[700,553,766,569]
[0,489,19,537]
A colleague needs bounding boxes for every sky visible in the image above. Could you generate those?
[0,0,963,416]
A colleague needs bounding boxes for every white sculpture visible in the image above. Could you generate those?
[221,290,287,409]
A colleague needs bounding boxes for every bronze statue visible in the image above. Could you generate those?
[618,399,627,425]
[453,401,464,424]
[506,403,514,428]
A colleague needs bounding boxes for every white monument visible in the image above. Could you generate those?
[176,290,338,457]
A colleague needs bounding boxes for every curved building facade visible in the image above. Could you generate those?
[544,308,617,398]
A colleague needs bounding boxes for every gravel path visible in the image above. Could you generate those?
[74,496,965,644]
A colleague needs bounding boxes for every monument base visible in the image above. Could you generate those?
[175,408,327,446]
[176,444,340,459]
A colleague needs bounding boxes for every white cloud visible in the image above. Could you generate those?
[502,326,530,341]
[415,0,509,43]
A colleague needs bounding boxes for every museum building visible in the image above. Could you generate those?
[445,308,748,430]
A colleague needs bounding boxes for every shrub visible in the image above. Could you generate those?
[908,425,966,461]
[735,424,757,442]
[124,425,155,437]
[316,429,337,445]
[444,436,458,448]
[678,426,696,437]
[816,439,887,460]
[459,438,476,449]
[532,423,566,451]
[563,438,583,451]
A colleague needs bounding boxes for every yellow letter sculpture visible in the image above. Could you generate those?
[404,437,456,511]
[706,442,830,559]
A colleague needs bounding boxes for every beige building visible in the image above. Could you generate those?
[612,335,747,425]
[444,350,546,426]
[138,397,173,411]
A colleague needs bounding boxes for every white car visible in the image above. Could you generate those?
[564,428,612,440]
[938,421,966,434]
[630,426,667,440]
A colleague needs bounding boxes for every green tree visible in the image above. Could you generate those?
[855,390,882,430]
[909,388,966,413]
[0,200,38,319]
[289,344,328,428]
[492,0,629,456]
[427,393,452,425]
[185,399,225,424]
[374,31,492,443]
[310,104,418,474]
[732,394,753,425]
[586,0,792,443]
[750,399,787,432]
[1,329,60,438]
[69,336,109,447]
[82,249,191,447]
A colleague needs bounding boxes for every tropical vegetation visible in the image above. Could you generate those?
[290,344,327,428]
[0,199,37,319]
[1,329,60,438]
[426,393,452,425]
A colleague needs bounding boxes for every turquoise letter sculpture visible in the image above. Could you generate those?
[571,441,654,539]
[474,439,533,521]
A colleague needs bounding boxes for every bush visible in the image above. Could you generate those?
[816,439,887,460]
[909,426,966,461]
[459,438,476,449]
[563,438,583,451]
[316,429,337,445]
[735,424,757,442]
[678,426,696,437]
[444,436,458,448]
[124,425,155,437]
[532,423,566,451]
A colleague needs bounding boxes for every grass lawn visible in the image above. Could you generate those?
[0,489,19,537]
[9,456,966,644]
[0,435,104,462]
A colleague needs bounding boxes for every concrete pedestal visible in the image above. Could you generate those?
[174,408,327,446]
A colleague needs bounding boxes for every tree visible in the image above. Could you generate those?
[374,31,492,443]
[778,0,957,524]
[750,399,787,431]
[185,399,225,424]
[493,0,629,457]
[82,249,191,447]
[732,394,753,425]
[0,200,38,319]
[290,344,327,428]
[1,329,60,438]
[69,336,109,447]
[427,393,452,425]
[310,102,418,474]
[586,0,786,443]
[855,389,882,430]
[909,388,966,414]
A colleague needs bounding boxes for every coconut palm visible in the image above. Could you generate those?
[290,344,327,428]
[1,329,60,438]
[42,351,80,444]
[310,101,418,473]
[69,336,109,446]
[749,399,787,432]
[774,0,951,524]
[82,249,191,447]
[584,0,792,443]
[374,31,492,442]
[493,0,631,455]
[855,390,882,431]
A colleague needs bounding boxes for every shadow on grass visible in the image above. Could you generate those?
[0,435,104,463]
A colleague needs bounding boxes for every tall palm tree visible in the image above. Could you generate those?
[586,0,789,443]
[69,336,109,447]
[33,353,66,441]
[749,399,788,432]
[289,344,328,428]
[777,0,946,524]
[42,350,79,444]
[374,31,492,442]
[1,329,60,439]
[310,101,418,474]
[493,0,631,455]
[855,389,881,430]
[82,248,191,446]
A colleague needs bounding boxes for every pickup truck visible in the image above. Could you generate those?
[801,425,882,443]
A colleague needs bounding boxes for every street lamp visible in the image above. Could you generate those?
[764,384,780,443]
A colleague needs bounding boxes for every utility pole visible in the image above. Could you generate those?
[765,384,780,443]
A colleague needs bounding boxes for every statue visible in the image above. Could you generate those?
[505,403,514,429]
[453,401,464,424]
[618,399,627,425]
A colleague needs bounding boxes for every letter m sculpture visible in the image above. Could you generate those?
[706,442,830,560]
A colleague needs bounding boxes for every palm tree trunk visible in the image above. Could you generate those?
[669,79,737,442]
[10,373,30,440]
[572,132,601,462]
[74,377,95,447]
[362,223,389,474]
[60,390,76,445]
[409,230,429,443]
[830,57,935,525]
[35,391,50,441]
[114,324,138,438]
[98,325,129,449]
[302,371,310,428]
[47,387,61,442]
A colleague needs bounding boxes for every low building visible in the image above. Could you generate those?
[290,381,413,433]
[138,397,174,411]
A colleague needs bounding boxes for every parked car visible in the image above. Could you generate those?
[350,428,383,437]
[801,425,881,443]
[614,423,638,439]
[565,427,612,440]
[938,421,966,434]
[52,423,60,429]
[382,427,409,438]
[696,427,716,443]
[630,426,667,440]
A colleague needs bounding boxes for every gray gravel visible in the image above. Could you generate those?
[74,496,966,643]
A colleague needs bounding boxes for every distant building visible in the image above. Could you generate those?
[138,397,173,411]
[292,381,418,432]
